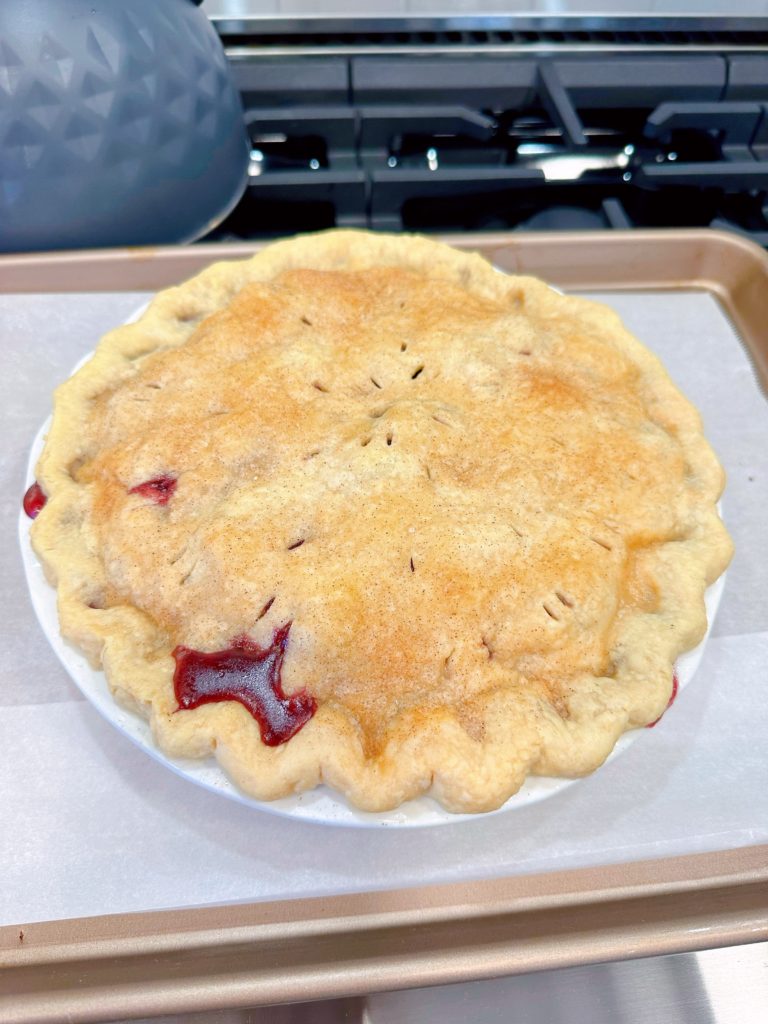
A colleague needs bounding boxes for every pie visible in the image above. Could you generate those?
[28,230,733,813]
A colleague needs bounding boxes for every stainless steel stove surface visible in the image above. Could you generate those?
[201,11,768,247]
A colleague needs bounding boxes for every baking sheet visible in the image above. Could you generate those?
[2,287,766,927]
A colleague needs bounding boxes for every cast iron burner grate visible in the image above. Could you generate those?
[203,49,768,248]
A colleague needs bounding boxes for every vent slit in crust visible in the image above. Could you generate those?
[256,596,276,621]
[543,603,560,622]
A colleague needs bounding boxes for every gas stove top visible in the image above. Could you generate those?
[204,16,768,248]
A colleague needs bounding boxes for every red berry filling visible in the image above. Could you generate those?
[23,481,47,519]
[646,671,679,728]
[172,623,316,746]
[129,475,177,505]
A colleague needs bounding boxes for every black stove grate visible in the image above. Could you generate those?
[205,49,768,248]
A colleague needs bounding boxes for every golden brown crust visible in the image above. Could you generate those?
[31,230,733,812]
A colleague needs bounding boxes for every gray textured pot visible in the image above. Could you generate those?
[0,0,249,252]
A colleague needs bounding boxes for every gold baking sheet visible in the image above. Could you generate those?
[1,229,766,1023]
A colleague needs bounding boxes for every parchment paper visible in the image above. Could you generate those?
[1,288,766,926]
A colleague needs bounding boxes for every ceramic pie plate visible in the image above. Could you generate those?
[19,302,726,828]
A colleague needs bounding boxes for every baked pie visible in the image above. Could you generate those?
[28,231,733,813]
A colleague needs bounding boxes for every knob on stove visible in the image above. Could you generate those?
[0,0,249,252]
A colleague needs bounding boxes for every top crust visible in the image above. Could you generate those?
[31,230,733,812]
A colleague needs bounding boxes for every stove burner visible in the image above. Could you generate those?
[206,50,768,246]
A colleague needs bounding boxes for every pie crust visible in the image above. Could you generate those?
[30,230,733,813]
